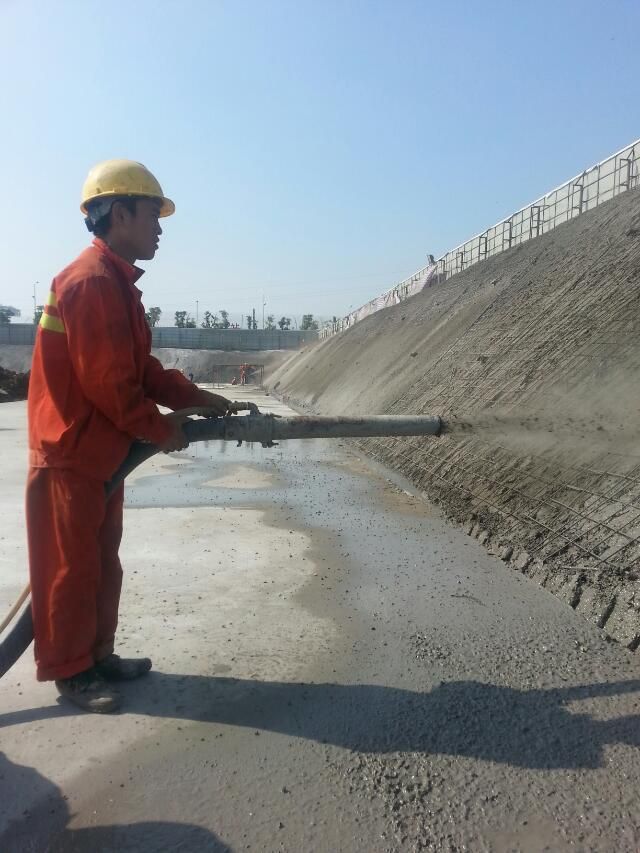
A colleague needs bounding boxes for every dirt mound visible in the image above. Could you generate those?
[268,187,640,649]
[0,365,29,401]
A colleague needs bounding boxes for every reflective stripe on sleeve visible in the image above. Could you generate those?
[40,312,66,334]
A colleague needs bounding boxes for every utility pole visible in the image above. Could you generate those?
[196,299,199,325]
[262,294,266,329]
[33,281,38,318]
[252,308,256,330]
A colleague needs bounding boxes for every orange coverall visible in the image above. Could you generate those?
[27,238,205,681]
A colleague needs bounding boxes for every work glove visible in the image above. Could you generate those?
[195,390,231,417]
[158,413,191,453]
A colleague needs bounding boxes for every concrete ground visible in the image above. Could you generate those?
[0,388,639,852]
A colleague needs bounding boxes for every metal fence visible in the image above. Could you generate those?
[322,138,640,339]
[151,327,317,351]
[0,324,35,345]
[0,324,318,351]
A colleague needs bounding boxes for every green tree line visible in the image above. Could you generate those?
[141,307,320,331]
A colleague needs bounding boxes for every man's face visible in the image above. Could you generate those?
[112,198,163,261]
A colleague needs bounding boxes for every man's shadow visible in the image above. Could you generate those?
[2,674,640,771]
[0,752,232,853]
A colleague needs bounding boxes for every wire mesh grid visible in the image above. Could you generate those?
[392,436,640,573]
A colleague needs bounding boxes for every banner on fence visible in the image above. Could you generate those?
[336,262,437,332]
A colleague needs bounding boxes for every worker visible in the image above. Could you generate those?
[26,159,230,713]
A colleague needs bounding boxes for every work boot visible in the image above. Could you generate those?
[95,653,152,681]
[55,667,121,714]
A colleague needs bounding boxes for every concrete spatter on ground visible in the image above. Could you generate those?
[283,439,640,850]
[268,187,640,649]
[119,504,334,683]
[2,390,640,852]
[198,463,276,489]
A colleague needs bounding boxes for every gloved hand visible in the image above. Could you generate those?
[158,412,191,452]
[196,390,231,417]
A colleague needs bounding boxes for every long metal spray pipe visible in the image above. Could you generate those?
[0,412,442,679]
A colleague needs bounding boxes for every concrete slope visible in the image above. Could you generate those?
[268,187,640,649]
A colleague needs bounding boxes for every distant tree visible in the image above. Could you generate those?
[300,314,319,331]
[278,316,291,330]
[33,305,44,325]
[246,314,257,330]
[219,309,230,329]
[201,310,220,329]
[0,306,19,325]
[265,314,276,330]
[175,310,196,328]
[145,306,162,327]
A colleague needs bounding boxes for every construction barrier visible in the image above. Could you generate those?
[0,325,318,351]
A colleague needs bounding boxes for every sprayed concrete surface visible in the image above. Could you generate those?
[1,389,640,851]
[268,189,640,648]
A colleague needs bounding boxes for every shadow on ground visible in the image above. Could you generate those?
[0,753,232,852]
[2,675,640,771]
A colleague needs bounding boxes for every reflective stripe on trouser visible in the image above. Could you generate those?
[25,467,124,681]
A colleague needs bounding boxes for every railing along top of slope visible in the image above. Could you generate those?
[323,137,640,338]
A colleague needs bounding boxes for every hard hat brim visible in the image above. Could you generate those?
[80,193,175,217]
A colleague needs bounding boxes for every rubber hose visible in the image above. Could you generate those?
[0,415,228,680]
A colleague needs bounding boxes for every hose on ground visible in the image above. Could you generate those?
[0,405,255,680]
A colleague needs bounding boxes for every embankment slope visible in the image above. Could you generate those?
[269,187,640,648]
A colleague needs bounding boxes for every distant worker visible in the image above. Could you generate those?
[239,363,255,386]
[27,159,230,713]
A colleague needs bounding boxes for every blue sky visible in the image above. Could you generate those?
[0,0,638,327]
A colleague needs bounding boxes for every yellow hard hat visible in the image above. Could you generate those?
[80,159,175,217]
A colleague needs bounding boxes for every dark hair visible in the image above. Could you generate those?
[89,196,138,237]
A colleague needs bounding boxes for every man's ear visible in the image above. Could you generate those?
[111,200,134,229]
